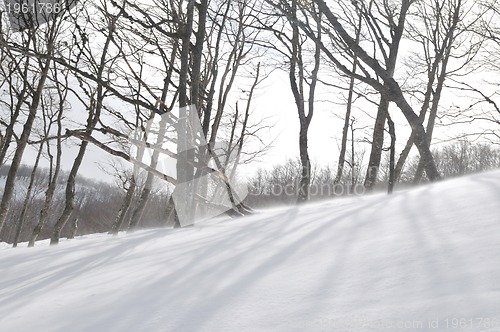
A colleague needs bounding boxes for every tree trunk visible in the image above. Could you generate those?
[363,0,409,190]
[0,51,52,235]
[388,81,440,181]
[50,15,114,245]
[335,62,357,185]
[413,39,454,183]
[335,14,362,185]
[364,95,389,189]
[110,176,136,235]
[50,140,88,245]
[29,84,64,247]
[128,114,169,231]
[12,143,43,247]
[387,114,396,194]
[394,0,460,182]
[350,118,356,187]
[310,0,440,182]
[292,0,320,203]
[0,39,32,167]
[298,126,311,202]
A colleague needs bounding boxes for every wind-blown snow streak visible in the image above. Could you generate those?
[1,171,500,331]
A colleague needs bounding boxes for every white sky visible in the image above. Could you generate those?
[7,0,500,185]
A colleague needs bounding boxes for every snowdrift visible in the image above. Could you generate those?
[1,170,500,331]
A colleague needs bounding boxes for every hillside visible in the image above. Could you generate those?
[1,170,500,331]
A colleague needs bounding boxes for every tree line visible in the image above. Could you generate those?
[247,140,500,207]
[0,164,170,245]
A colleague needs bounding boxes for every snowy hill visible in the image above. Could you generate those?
[1,171,500,332]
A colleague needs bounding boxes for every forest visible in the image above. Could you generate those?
[1,0,500,246]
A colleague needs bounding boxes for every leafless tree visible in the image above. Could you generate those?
[394,0,483,183]
[51,1,119,245]
[0,9,63,235]
[29,61,68,247]
[294,0,441,182]
[334,15,362,185]
[261,0,323,202]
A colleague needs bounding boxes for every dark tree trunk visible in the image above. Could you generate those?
[387,114,396,194]
[298,126,311,202]
[364,95,389,189]
[335,65,357,185]
[291,0,320,203]
[50,140,88,245]
[363,1,409,190]
[394,0,460,182]
[12,143,43,247]
[50,15,115,245]
[0,49,52,235]
[310,0,440,182]
[29,102,63,247]
[413,43,453,183]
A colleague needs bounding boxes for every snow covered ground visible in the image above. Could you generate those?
[1,171,500,332]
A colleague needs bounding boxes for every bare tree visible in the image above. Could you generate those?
[357,0,413,190]
[110,171,137,235]
[28,60,68,247]
[0,13,62,235]
[0,29,33,167]
[262,0,322,202]
[334,15,362,185]
[289,0,441,182]
[394,0,481,183]
[386,113,396,193]
[12,87,62,247]
[51,2,118,245]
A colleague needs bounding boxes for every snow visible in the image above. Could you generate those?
[1,171,500,332]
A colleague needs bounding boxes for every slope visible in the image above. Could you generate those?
[1,171,500,331]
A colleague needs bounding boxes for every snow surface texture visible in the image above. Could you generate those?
[1,171,500,332]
